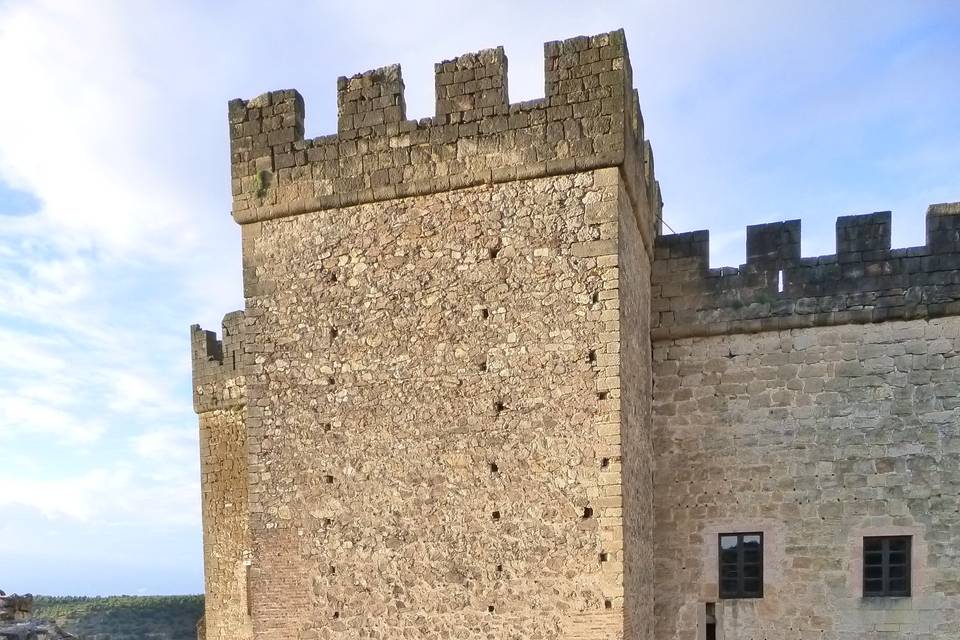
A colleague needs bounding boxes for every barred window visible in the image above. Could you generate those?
[718,533,763,599]
[863,536,911,597]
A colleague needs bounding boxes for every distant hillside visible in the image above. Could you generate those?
[32,595,204,640]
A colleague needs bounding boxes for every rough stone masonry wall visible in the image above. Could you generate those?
[240,167,651,640]
[191,315,253,640]
[217,29,661,640]
[652,318,960,639]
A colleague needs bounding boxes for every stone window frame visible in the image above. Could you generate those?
[848,525,926,599]
[717,532,764,599]
[699,519,786,601]
[862,535,911,597]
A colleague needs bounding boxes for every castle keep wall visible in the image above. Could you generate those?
[211,29,660,640]
[241,168,649,639]
[651,217,960,639]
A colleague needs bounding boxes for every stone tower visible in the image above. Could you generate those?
[194,28,960,640]
[192,311,252,640]
[193,29,662,640]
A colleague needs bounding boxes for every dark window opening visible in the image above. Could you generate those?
[863,536,911,597]
[718,532,763,599]
[705,602,716,640]
[245,563,252,616]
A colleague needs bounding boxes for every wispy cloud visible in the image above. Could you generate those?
[132,427,198,463]
[0,460,198,526]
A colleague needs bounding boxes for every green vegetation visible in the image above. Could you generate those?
[32,595,203,640]
[253,169,270,199]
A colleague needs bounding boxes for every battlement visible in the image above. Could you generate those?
[227,30,661,229]
[191,311,246,413]
[652,202,960,339]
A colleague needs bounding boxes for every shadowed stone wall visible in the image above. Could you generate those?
[619,176,655,640]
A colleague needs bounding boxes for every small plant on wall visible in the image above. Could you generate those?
[253,170,271,199]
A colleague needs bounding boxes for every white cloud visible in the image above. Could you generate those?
[0,395,106,443]
[0,462,199,528]
[0,331,67,376]
[106,370,174,415]
[132,427,197,463]
[0,1,207,258]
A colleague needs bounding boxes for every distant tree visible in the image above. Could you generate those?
[33,594,204,640]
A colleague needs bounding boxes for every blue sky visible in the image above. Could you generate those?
[0,1,957,596]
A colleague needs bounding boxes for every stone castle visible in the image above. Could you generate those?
[191,29,960,639]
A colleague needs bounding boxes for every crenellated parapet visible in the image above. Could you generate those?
[227,29,661,237]
[652,202,960,340]
[191,311,246,413]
